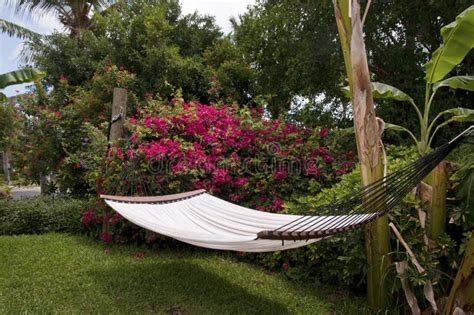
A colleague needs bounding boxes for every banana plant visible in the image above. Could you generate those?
[342,5,474,155]
[0,68,45,102]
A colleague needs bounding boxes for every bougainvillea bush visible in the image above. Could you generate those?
[82,95,356,244]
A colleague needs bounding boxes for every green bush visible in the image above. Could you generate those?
[0,197,95,235]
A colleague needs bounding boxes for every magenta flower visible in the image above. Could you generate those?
[110,213,122,225]
[319,128,330,138]
[235,177,249,187]
[80,208,96,225]
[100,232,112,243]
[322,154,334,164]
[272,198,284,210]
[273,170,288,181]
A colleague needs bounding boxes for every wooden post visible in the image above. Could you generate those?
[102,88,127,235]
[333,0,390,309]
[109,88,128,142]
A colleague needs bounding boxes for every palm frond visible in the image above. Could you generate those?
[0,18,41,40]
[4,0,60,18]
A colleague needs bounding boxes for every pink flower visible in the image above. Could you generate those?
[111,147,124,160]
[344,150,354,160]
[130,133,138,142]
[81,208,96,225]
[273,170,288,181]
[229,193,242,201]
[213,168,231,185]
[305,162,320,177]
[319,128,329,138]
[273,198,284,210]
[110,213,121,225]
[100,232,112,243]
[336,170,346,177]
[235,177,249,187]
[322,154,334,164]
[230,152,240,161]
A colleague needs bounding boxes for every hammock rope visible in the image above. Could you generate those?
[258,135,462,240]
[100,126,473,250]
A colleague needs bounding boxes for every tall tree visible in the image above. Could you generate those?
[233,0,473,129]
[4,0,112,37]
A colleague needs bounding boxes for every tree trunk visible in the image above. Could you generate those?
[40,173,48,195]
[428,161,448,241]
[444,234,474,314]
[2,149,11,185]
[333,0,390,309]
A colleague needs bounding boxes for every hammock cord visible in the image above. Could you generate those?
[259,127,472,240]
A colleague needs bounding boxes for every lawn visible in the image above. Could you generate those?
[0,233,367,314]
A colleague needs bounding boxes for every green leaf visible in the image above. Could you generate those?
[385,123,418,144]
[0,92,7,103]
[342,82,422,122]
[370,82,415,103]
[342,82,414,102]
[433,75,474,92]
[0,69,45,89]
[438,108,474,119]
[424,6,474,83]
[428,108,474,147]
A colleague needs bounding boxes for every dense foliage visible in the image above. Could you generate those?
[30,0,253,105]
[233,0,474,136]
[0,197,94,235]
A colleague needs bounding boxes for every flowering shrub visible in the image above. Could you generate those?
[82,95,356,243]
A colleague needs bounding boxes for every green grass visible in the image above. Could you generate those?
[0,233,367,314]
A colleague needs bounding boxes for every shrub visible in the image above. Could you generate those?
[0,197,95,235]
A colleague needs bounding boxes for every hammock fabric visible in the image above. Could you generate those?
[101,126,473,252]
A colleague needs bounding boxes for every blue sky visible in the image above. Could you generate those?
[0,0,255,97]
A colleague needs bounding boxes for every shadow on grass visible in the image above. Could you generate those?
[90,262,291,314]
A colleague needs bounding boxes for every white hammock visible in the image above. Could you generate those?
[102,190,372,252]
[101,127,473,252]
